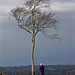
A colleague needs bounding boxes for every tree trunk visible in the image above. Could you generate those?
[31,35,35,75]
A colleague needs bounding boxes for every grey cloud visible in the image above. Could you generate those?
[52,0,75,3]
[51,1,75,12]
[0,0,24,6]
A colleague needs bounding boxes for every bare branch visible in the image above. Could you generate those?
[41,31,48,39]
[41,31,60,41]
[10,0,59,40]
[19,24,32,35]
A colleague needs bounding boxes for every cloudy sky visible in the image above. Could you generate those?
[0,0,75,67]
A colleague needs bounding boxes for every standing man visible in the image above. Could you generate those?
[40,63,44,75]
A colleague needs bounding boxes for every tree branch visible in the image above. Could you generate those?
[19,25,32,35]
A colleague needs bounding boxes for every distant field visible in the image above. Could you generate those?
[0,65,75,75]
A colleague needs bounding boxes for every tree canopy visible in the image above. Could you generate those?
[10,0,59,40]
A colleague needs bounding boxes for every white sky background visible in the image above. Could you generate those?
[0,0,75,66]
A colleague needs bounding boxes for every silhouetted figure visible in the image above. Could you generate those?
[40,63,44,75]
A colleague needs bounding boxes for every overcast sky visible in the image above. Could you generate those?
[0,0,75,67]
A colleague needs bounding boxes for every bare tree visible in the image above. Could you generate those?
[10,0,59,75]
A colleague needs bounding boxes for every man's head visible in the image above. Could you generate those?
[40,63,43,66]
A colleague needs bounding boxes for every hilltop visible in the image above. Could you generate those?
[0,65,75,75]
